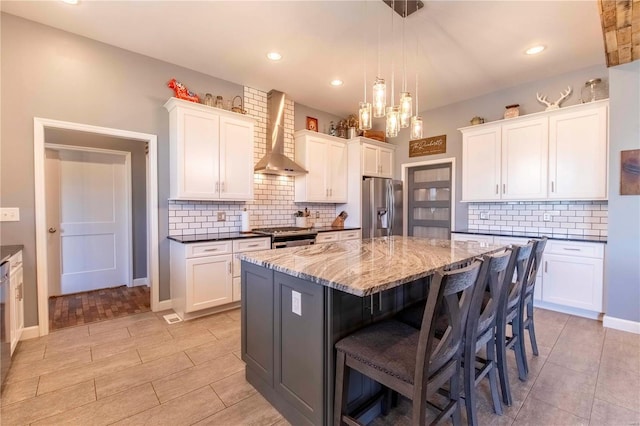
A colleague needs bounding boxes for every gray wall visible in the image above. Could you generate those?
[391,64,608,231]
[606,60,640,323]
[1,14,244,326]
[294,103,343,134]
[44,128,148,280]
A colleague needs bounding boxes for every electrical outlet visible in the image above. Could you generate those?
[479,211,489,220]
[291,290,302,316]
[217,211,226,221]
[315,211,320,219]
[0,208,20,222]
[543,213,552,221]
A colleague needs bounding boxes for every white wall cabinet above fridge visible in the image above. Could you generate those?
[360,139,395,179]
[460,100,608,202]
[165,97,255,201]
[294,130,348,203]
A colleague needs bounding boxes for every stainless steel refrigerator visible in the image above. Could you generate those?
[362,177,403,239]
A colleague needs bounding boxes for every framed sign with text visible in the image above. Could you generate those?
[409,135,446,157]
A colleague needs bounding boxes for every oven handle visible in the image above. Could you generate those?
[273,239,316,249]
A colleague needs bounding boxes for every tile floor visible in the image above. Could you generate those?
[2,307,638,425]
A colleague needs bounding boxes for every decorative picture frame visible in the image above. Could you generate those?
[306,116,318,132]
[621,149,640,195]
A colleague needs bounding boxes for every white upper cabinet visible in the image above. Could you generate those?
[460,100,608,202]
[294,130,348,203]
[165,97,255,201]
[362,141,394,178]
[548,102,608,200]
[462,125,501,201]
[501,117,548,200]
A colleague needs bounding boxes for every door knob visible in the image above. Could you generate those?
[48,227,57,233]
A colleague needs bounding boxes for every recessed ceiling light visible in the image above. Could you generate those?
[266,52,282,61]
[525,45,546,55]
[62,0,79,4]
[330,79,343,87]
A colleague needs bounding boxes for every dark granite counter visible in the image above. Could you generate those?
[168,232,267,243]
[453,229,607,244]
[1,245,23,263]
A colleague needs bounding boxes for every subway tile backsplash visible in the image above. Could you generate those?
[467,201,608,237]
[168,87,337,236]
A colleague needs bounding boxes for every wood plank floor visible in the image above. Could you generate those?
[48,286,150,331]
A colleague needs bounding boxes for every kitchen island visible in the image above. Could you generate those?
[240,236,505,425]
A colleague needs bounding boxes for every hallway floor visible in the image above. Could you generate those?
[48,286,150,331]
[2,308,638,425]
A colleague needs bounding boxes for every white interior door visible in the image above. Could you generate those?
[45,149,62,296]
[56,150,130,295]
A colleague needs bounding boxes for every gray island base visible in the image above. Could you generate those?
[240,236,505,425]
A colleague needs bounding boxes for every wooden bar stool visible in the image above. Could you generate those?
[495,241,534,406]
[518,237,547,376]
[333,260,486,426]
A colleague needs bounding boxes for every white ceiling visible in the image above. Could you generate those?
[2,0,605,117]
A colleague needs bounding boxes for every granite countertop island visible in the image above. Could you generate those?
[240,235,503,297]
[240,236,506,425]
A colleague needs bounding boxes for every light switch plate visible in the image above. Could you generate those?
[217,211,226,221]
[479,211,489,220]
[0,208,20,222]
[291,290,302,316]
[543,213,552,221]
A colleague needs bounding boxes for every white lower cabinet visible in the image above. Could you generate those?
[315,230,361,244]
[9,250,24,355]
[451,233,605,315]
[232,238,271,302]
[170,237,271,319]
[542,240,604,312]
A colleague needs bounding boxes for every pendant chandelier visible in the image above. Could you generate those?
[358,0,425,139]
[359,0,372,130]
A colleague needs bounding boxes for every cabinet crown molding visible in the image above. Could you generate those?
[458,99,609,132]
[164,97,256,123]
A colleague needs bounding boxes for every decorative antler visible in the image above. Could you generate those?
[536,86,572,111]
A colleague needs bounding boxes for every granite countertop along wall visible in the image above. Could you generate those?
[240,236,505,297]
[1,245,23,263]
[453,229,607,243]
[168,233,266,243]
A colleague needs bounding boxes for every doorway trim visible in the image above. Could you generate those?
[34,117,161,337]
[45,143,133,292]
[401,157,456,237]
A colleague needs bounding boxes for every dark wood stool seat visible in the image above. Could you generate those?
[334,260,486,426]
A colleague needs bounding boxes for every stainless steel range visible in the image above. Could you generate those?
[253,227,318,249]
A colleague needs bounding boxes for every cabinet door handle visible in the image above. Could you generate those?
[378,292,383,311]
[369,295,374,313]
[221,182,225,192]
[495,184,499,195]
[503,184,506,194]
[545,261,548,273]
[228,263,231,274]
[216,182,219,192]
[330,188,333,196]
[551,181,555,192]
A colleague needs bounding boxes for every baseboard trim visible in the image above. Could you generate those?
[20,326,40,340]
[132,278,149,287]
[533,300,602,320]
[603,315,640,334]
[155,299,172,311]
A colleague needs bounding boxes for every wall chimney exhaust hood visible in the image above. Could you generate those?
[254,90,308,176]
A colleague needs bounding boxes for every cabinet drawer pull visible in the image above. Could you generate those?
[203,248,219,252]
[247,243,260,247]
[563,248,581,251]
